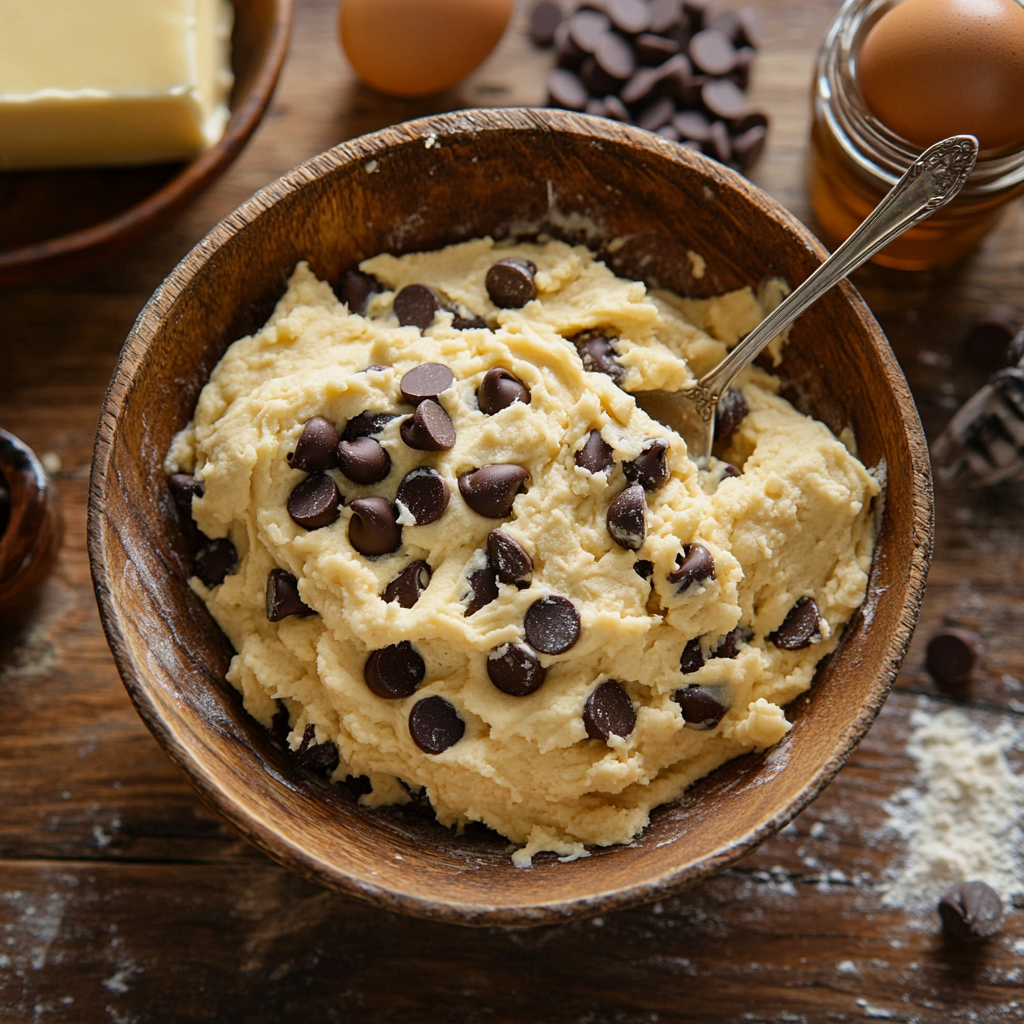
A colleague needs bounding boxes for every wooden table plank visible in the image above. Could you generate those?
[3,0,1024,1019]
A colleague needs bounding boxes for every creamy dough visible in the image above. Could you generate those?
[167,238,879,866]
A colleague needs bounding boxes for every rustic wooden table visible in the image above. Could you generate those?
[3,0,1023,1020]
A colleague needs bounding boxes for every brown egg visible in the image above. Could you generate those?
[339,0,516,98]
[857,0,1024,151]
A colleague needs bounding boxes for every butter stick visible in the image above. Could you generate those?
[0,0,234,170]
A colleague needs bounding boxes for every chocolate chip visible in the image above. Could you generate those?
[713,625,746,659]
[394,284,442,330]
[673,684,727,729]
[679,636,705,673]
[400,362,455,404]
[194,537,236,587]
[608,0,651,33]
[529,0,563,45]
[266,568,314,621]
[396,467,450,525]
[450,309,487,330]
[400,399,457,451]
[926,628,983,689]
[487,530,533,588]
[715,387,749,446]
[487,643,547,696]
[595,31,636,82]
[292,723,341,775]
[620,65,661,104]
[525,595,581,655]
[638,94,676,131]
[555,21,587,68]
[730,108,769,135]
[486,258,538,309]
[768,597,822,650]
[337,437,391,485]
[384,560,431,608]
[683,0,712,30]
[343,410,397,440]
[634,559,654,579]
[668,543,715,592]
[458,465,529,518]
[168,472,204,552]
[938,881,1004,943]
[570,9,611,52]
[730,45,755,89]
[478,367,531,413]
[465,564,499,616]
[736,6,765,49]
[574,332,624,383]
[650,0,686,34]
[288,417,340,473]
[288,473,342,530]
[636,32,680,65]
[722,462,742,478]
[706,119,732,163]
[689,28,736,74]
[702,76,748,120]
[584,680,637,740]
[732,124,766,172]
[656,53,698,104]
[672,109,713,141]
[364,640,425,699]
[624,438,671,490]
[409,695,465,754]
[348,496,402,556]
[575,429,615,474]
[603,94,631,121]
[337,269,380,314]
[607,483,647,550]
[548,67,589,110]
[705,8,741,42]
[659,124,682,142]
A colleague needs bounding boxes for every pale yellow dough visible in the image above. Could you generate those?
[167,238,879,867]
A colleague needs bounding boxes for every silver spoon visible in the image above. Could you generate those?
[632,134,979,468]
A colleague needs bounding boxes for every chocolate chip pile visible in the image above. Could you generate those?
[169,254,829,771]
[530,0,769,174]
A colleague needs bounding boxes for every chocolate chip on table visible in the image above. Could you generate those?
[736,6,765,49]
[288,416,340,473]
[396,467,450,525]
[292,723,340,775]
[337,437,391,485]
[634,559,654,580]
[194,537,237,588]
[478,367,530,413]
[658,122,682,143]
[394,284,442,330]
[348,496,402,556]
[343,410,397,440]
[487,530,533,588]
[635,32,680,65]
[555,21,588,68]
[574,332,624,383]
[608,0,652,33]
[595,31,637,83]
[337,269,380,314]
[529,0,563,45]
[584,680,637,741]
[409,695,465,754]
[624,438,670,491]
[569,9,611,52]
[768,597,822,650]
[673,109,713,142]
[638,94,676,132]
[715,387,749,446]
[732,124,767,172]
[384,560,431,608]
[650,0,687,34]
[668,543,715,592]
[939,881,1004,943]
[603,94,632,121]
[400,362,455,404]
[458,465,529,518]
[705,8,741,41]
[730,45,755,89]
[575,429,615,474]
[701,76,749,121]
[525,595,581,655]
[925,628,983,689]
[689,28,736,75]
[288,473,342,530]
[486,258,538,309]
[487,643,547,696]
[364,640,425,699]
[713,625,746,659]
[266,568,314,621]
[620,65,661,105]
[679,636,705,673]
[400,399,457,452]
[168,472,204,552]
[706,118,732,163]
[465,564,499,616]
[674,684,728,729]
[548,67,589,111]
[607,483,647,550]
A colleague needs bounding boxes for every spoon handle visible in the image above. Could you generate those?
[698,134,979,398]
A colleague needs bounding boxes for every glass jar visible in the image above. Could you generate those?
[809,0,1024,270]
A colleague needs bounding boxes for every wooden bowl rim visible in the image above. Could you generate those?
[89,108,933,925]
[0,0,294,285]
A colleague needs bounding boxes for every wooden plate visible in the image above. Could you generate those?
[88,108,933,926]
[0,0,293,286]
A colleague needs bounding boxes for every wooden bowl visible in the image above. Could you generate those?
[0,0,293,286]
[88,109,932,926]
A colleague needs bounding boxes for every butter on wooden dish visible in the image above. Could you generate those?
[0,0,234,170]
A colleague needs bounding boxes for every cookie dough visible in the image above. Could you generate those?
[166,237,879,866]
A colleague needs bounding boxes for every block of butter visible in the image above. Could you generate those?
[0,0,234,170]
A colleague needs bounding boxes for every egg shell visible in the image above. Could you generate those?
[339,0,516,98]
[856,0,1024,150]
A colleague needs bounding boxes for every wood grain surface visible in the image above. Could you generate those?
[2,0,1023,1019]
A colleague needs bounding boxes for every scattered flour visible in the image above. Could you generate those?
[881,706,1024,908]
